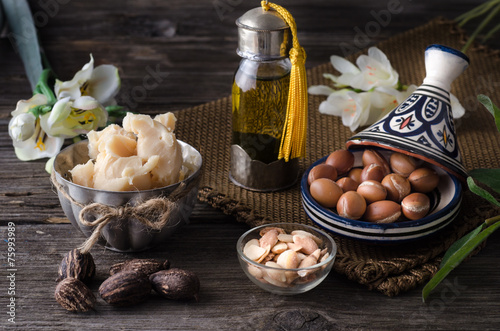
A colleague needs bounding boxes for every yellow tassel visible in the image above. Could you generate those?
[262,1,307,162]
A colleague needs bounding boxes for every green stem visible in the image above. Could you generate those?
[34,69,57,105]
[461,3,500,53]
[485,214,500,226]
[482,22,500,42]
[455,0,500,26]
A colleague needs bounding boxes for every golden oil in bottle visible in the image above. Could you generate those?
[230,58,299,191]
[232,62,290,164]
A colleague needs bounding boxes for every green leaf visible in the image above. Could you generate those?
[439,224,485,268]
[477,94,500,132]
[422,219,500,302]
[1,0,43,91]
[468,171,500,199]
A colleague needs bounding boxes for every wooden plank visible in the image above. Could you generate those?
[1,0,499,329]
[1,218,499,329]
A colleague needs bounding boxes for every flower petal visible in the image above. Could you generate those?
[43,97,72,130]
[73,95,101,110]
[346,91,371,130]
[450,93,466,119]
[353,48,399,90]
[308,85,336,96]
[9,113,36,142]
[87,64,121,106]
[376,85,417,103]
[367,47,392,69]
[45,156,56,174]
[330,55,359,75]
[318,90,350,116]
[13,127,64,161]
[54,54,95,99]
[11,94,48,117]
[367,90,398,123]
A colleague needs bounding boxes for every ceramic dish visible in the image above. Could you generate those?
[300,150,462,243]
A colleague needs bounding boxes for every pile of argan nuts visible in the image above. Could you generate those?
[243,226,331,288]
[308,149,441,223]
[54,249,200,312]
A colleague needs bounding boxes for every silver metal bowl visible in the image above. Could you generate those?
[53,140,202,252]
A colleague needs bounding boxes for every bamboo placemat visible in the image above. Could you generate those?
[174,18,500,296]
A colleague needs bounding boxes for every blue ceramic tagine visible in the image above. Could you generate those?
[346,44,470,181]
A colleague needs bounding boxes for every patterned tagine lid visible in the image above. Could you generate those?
[346,44,470,181]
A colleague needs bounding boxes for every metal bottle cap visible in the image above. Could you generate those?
[236,7,291,61]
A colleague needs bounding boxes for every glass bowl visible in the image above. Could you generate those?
[236,223,337,295]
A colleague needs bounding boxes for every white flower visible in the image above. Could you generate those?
[8,94,64,161]
[54,54,120,106]
[309,47,467,131]
[325,47,399,91]
[318,90,372,131]
[9,112,37,142]
[40,96,108,138]
[317,88,417,132]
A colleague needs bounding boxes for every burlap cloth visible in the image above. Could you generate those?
[174,18,500,296]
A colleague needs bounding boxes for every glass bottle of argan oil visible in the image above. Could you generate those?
[229,7,299,191]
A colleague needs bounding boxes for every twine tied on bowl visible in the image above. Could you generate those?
[50,170,200,253]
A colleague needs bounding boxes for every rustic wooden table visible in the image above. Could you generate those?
[1,0,499,330]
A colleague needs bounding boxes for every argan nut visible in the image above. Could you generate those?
[99,270,152,306]
[336,191,366,220]
[364,200,401,223]
[290,230,322,245]
[109,258,170,276]
[357,180,387,204]
[309,178,343,208]
[307,163,338,185]
[259,226,286,236]
[292,235,319,255]
[336,177,359,192]
[348,168,363,183]
[401,193,430,220]
[57,249,95,284]
[381,173,411,202]
[260,229,279,249]
[362,149,391,175]
[276,249,300,269]
[390,152,418,177]
[55,278,95,312]
[150,268,200,301]
[409,167,440,193]
[360,163,385,182]
[325,149,355,175]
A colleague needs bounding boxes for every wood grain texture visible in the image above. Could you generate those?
[1,0,499,329]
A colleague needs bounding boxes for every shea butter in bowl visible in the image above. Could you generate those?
[53,140,201,252]
[52,112,202,252]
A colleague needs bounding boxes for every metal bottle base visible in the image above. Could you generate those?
[229,144,299,192]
